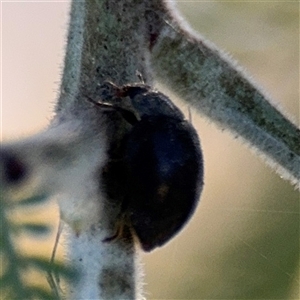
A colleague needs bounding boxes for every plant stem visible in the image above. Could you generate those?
[149,1,300,187]
[55,0,153,298]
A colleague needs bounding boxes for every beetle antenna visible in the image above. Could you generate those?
[85,95,116,111]
[86,95,139,125]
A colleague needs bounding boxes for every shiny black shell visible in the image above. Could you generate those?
[98,82,204,251]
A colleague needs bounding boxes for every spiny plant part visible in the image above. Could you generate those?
[90,82,204,252]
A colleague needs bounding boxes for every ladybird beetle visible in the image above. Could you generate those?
[91,82,204,252]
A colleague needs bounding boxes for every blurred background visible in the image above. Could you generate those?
[2,1,299,299]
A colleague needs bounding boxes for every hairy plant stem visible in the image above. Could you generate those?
[149,1,300,187]
[55,0,153,298]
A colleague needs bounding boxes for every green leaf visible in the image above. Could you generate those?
[16,194,49,207]
[27,286,57,300]
[22,256,79,282]
[20,223,52,236]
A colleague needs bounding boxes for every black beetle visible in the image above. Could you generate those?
[90,82,204,252]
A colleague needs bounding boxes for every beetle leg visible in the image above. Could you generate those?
[102,216,125,243]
